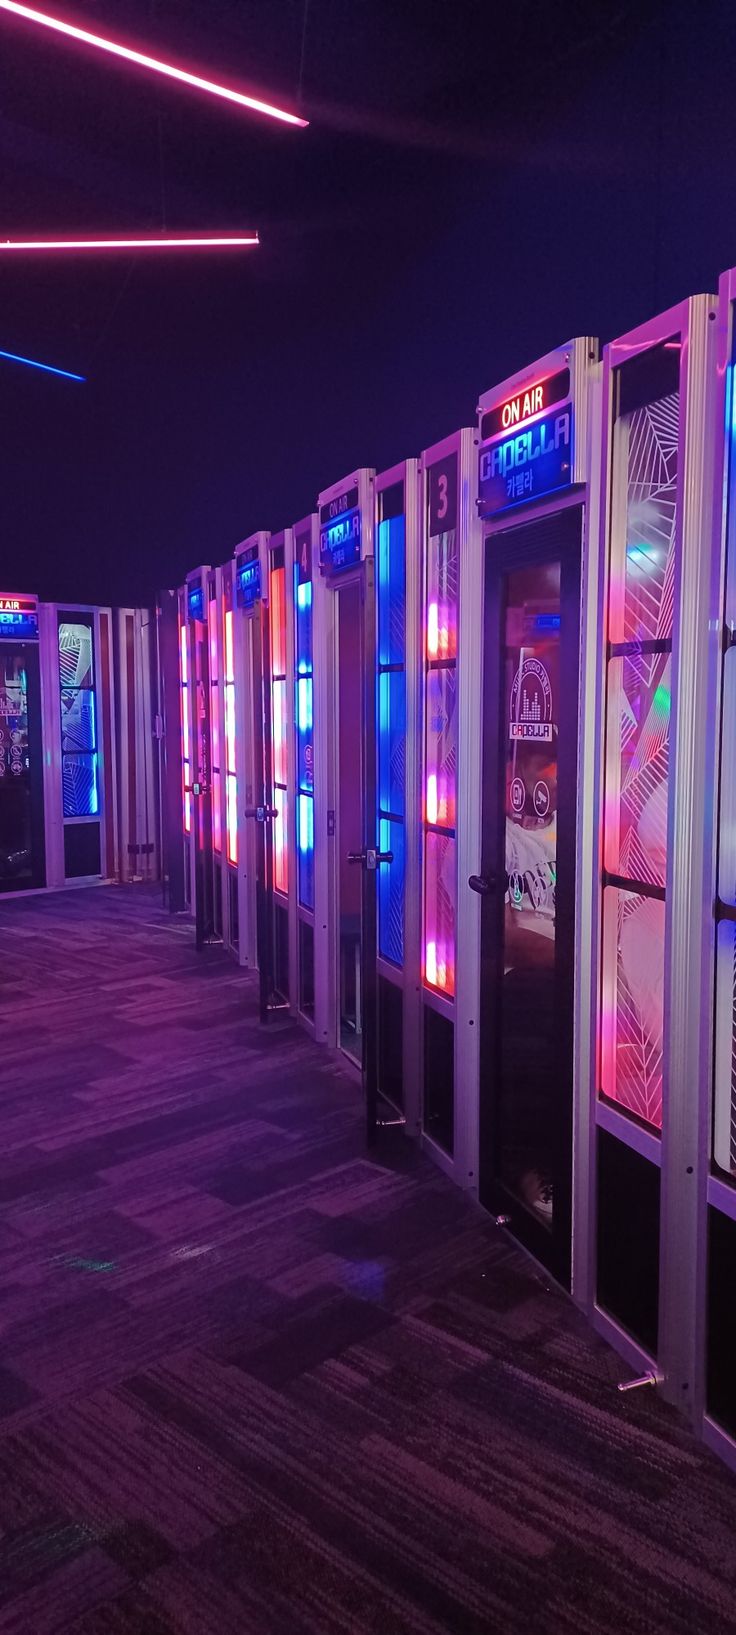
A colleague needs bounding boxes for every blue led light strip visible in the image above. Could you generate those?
[0,347,85,382]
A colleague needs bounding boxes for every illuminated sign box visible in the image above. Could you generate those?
[479,366,570,442]
[187,583,204,621]
[0,593,39,640]
[478,404,573,518]
[236,548,261,608]
[319,486,361,574]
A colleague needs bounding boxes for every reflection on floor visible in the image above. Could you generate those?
[0,884,735,1634]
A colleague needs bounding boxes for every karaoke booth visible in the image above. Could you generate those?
[0,592,158,895]
[703,264,736,1468]
[162,275,736,1471]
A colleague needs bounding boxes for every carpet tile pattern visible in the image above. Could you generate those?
[0,884,735,1632]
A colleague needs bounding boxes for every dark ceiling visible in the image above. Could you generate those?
[0,0,733,604]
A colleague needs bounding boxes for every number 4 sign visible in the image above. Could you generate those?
[296,528,312,584]
[428,453,458,536]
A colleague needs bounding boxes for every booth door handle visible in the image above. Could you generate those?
[347,849,394,871]
[468,873,496,895]
[244,805,279,822]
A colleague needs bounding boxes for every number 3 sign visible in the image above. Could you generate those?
[428,453,457,536]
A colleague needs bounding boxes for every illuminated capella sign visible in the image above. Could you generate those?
[236,546,262,608]
[319,485,361,573]
[187,583,204,621]
[478,405,573,517]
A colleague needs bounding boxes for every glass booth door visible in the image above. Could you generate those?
[0,640,44,891]
[188,601,214,949]
[242,599,279,1022]
[477,507,581,1286]
[330,564,380,1140]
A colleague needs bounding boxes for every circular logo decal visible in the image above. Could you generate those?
[510,776,525,814]
[533,779,551,818]
[510,658,553,742]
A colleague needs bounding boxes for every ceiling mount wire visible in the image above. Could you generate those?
[297,0,310,111]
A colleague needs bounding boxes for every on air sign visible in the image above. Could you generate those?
[476,344,593,519]
[0,592,39,640]
[479,366,570,442]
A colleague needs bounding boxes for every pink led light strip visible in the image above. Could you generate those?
[0,1,307,126]
[179,622,191,836]
[224,608,237,866]
[0,235,259,251]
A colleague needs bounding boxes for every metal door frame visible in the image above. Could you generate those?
[40,600,114,888]
[0,629,45,893]
[591,296,719,1404]
[187,577,214,950]
[416,427,482,1189]
[292,512,328,1040]
[318,467,377,1140]
[696,266,736,1473]
[325,563,377,1120]
[374,458,423,1141]
[233,532,270,973]
[477,507,583,1288]
[265,528,295,1012]
[246,594,276,1021]
[156,589,186,913]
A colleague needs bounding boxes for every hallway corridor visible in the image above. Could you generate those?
[0,885,735,1634]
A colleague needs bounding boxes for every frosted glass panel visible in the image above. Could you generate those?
[378,670,405,819]
[602,886,664,1130]
[61,689,96,754]
[377,515,406,668]
[212,770,221,853]
[273,790,288,896]
[272,679,287,790]
[58,617,98,821]
[426,529,458,660]
[714,921,736,1180]
[297,792,314,910]
[425,668,456,829]
[378,817,404,968]
[423,506,458,1001]
[619,393,679,645]
[269,566,287,677]
[58,622,93,689]
[424,831,455,998]
[62,754,98,820]
[607,652,671,888]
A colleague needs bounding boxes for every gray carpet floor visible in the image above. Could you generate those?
[0,883,734,1633]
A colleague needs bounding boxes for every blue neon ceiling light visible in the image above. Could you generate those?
[0,347,85,382]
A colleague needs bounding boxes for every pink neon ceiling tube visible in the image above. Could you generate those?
[0,1,308,126]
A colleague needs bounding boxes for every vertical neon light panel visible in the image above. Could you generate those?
[423,511,458,996]
[377,512,406,966]
[269,559,288,895]
[179,619,191,834]
[713,365,736,1180]
[58,617,99,818]
[224,606,237,864]
[600,379,679,1132]
[294,557,315,911]
[208,595,221,853]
